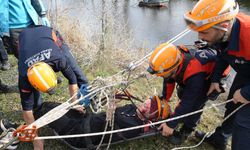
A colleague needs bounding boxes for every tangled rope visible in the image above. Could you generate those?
[85,28,191,113]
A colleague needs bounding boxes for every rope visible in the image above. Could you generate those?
[83,28,190,114]
[96,120,109,150]
[106,109,115,150]
[34,99,233,140]
[126,28,191,71]
[28,83,119,129]
[96,93,111,150]
[171,102,248,150]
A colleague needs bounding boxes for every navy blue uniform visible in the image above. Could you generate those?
[0,38,8,64]
[208,14,250,150]
[162,46,216,131]
[18,26,86,111]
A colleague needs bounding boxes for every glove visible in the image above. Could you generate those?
[41,17,50,27]
[77,84,91,107]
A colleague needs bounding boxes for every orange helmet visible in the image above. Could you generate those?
[137,96,171,121]
[27,62,57,94]
[148,43,182,77]
[184,0,239,31]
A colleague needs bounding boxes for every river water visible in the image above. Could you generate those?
[44,0,250,50]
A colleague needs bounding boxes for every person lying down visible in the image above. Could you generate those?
[0,96,170,149]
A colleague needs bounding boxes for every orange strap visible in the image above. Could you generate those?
[13,125,37,142]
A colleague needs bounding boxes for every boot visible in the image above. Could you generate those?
[0,80,11,92]
[1,61,10,71]
[168,126,193,145]
[195,130,226,150]
[168,130,182,145]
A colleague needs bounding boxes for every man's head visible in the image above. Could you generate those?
[136,96,171,121]
[147,43,182,78]
[27,62,57,94]
[184,0,239,45]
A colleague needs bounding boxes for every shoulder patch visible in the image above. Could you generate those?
[195,49,217,65]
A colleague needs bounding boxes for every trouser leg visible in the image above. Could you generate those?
[0,38,8,62]
[9,28,24,58]
[232,106,250,150]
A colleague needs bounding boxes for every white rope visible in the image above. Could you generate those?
[96,93,111,150]
[28,83,119,129]
[96,118,109,150]
[171,102,248,150]
[106,108,115,150]
[34,99,233,140]
[128,28,191,70]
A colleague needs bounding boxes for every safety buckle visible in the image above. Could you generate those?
[13,125,37,142]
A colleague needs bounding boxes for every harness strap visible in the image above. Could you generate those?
[175,46,197,85]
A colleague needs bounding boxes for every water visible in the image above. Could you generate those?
[44,0,250,50]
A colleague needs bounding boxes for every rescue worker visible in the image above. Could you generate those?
[184,0,250,149]
[147,43,217,145]
[18,25,88,150]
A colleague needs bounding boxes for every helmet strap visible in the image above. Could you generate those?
[222,19,234,42]
[214,19,234,42]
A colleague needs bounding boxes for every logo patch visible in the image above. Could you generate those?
[25,49,52,67]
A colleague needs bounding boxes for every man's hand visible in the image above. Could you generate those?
[158,123,174,137]
[71,105,86,114]
[207,82,221,95]
[41,17,50,27]
[233,89,250,104]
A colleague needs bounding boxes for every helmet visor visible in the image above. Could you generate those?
[147,57,181,75]
[184,4,239,30]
